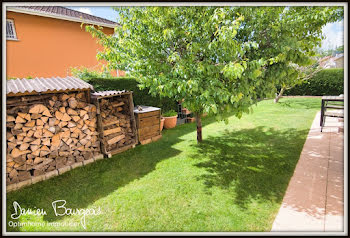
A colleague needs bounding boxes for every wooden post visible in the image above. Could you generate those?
[320,98,325,132]
[128,92,138,144]
[86,90,91,104]
[95,98,108,155]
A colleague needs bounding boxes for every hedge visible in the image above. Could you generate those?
[284,69,344,96]
[86,77,178,112]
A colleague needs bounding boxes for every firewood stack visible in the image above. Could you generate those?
[6,92,100,185]
[99,96,136,152]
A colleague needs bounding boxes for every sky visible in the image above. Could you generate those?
[321,20,344,50]
[69,6,344,50]
[69,7,119,22]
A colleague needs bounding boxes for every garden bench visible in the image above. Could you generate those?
[320,95,344,132]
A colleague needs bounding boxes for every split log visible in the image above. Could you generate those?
[29,104,48,114]
[33,129,43,138]
[23,137,33,143]
[107,134,125,145]
[11,148,31,158]
[59,107,66,113]
[61,113,72,122]
[14,123,23,130]
[67,108,78,115]
[31,113,42,119]
[42,109,52,117]
[41,116,49,123]
[80,110,87,117]
[55,111,64,120]
[42,138,51,146]
[22,127,31,132]
[34,157,44,164]
[43,129,54,137]
[51,134,61,147]
[104,127,121,136]
[68,98,78,108]
[60,94,70,101]
[30,138,41,145]
[19,143,30,151]
[58,121,68,128]
[7,115,16,122]
[25,120,35,127]
[30,145,40,152]
[36,119,44,126]
[49,118,56,127]
[67,121,76,128]
[72,116,80,122]
[15,116,26,123]
[26,130,35,137]
[6,91,101,184]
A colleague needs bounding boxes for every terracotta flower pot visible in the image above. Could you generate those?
[160,118,165,131]
[186,117,196,123]
[163,116,177,129]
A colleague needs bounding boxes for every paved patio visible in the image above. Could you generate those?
[271,111,344,232]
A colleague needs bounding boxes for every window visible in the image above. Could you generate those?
[6,19,17,40]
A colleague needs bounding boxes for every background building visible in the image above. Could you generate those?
[6,6,124,78]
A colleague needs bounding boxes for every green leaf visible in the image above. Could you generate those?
[84,6,343,142]
[211,104,217,114]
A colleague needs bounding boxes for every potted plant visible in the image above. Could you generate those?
[162,110,178,129]
[160,117,165,131]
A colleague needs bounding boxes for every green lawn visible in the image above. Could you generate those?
[6,98,321,232]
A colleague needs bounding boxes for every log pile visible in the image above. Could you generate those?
[6,92,100,185]
[98,96,136,153]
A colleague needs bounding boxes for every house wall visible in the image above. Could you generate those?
[335,57,344,68]
[6,11,125,78]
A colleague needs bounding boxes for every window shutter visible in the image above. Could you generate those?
[6,19,17,40]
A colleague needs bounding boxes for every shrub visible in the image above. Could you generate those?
[284,69,344,96]
[162,110,178,117]
[87,77,177,112]
[70,66,112,80]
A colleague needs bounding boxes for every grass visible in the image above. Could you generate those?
[6,98,321,232]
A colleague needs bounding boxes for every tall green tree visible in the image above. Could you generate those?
[274,60,322,103]
[86,6,343,143]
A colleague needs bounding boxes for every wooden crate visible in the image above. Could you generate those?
[92,91,137,157]
[134,106,162,145]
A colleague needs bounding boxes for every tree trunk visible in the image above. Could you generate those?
[195,113,202,143]
[274,87,285,103]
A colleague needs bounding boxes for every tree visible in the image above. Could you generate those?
[274,60,322,103]
[316,44,344,58]
[272,8,343,103]
[85,6,343,143]
[316,48,334,57]
[335,45,344,53]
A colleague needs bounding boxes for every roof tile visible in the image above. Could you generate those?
[14,6,117,26]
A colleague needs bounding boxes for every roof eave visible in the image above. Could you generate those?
[7,7,119,29]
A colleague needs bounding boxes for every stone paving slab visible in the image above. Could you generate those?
[325,131,344,232]
[271,112,344,232]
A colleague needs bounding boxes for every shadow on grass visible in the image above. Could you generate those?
[6,114,221,229]
[278,98,321,109]
[192,126,309,208]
